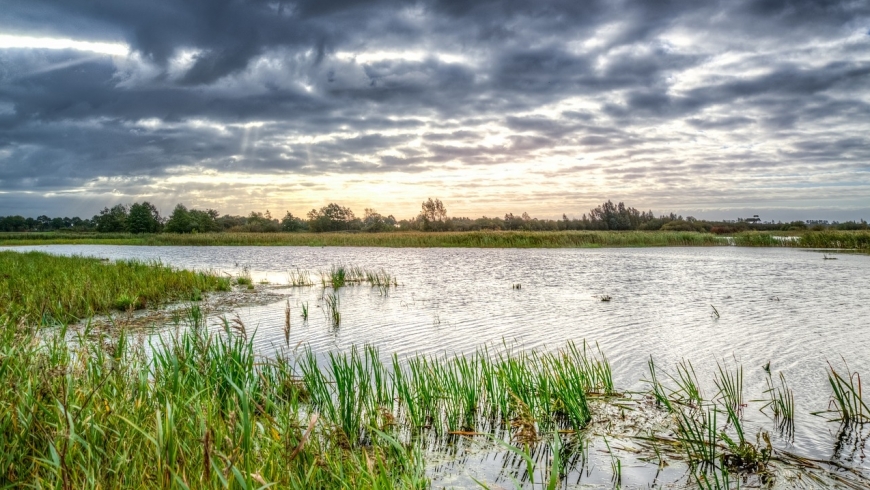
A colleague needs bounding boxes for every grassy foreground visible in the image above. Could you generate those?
[0,251,230,324]
[1,230,868,249]
[2,311,867,489]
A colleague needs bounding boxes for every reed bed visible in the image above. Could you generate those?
[0,251,230,324]
[300,340,614,447]
[4,230,870,249]
[1,231,728,248]
[799,231,870,250]
[318,265,397,294]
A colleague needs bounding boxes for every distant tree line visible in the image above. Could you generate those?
[1,199,867,233]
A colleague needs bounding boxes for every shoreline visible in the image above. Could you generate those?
[2,229,867,249]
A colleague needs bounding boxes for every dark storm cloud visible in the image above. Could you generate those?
[1,0,869,216]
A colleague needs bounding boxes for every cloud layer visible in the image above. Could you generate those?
[1,0,869,220]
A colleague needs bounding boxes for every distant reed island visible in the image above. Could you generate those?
[1,199,867,249]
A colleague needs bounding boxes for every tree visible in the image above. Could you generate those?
[245,211,281,232]
[94,204,129,232]
[281,211,305,232]
[188,208,220,232]
[588,200,642,230]
[164,204,218,233]
[127,202,161,234]
[419,198,447,231]
[362,208,397,232]
[307,203,356,232]
[164,204,191,233]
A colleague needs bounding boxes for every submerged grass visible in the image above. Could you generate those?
[0,251,231,324]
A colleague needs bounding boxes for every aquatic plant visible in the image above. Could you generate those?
[328,265,347,288]
[823,361,870,423]
[324,292,341,325]
[676,407,719,466]
[670,359,704,408]
[235,265,253,286]
[284,299,291,344]
[762,372,795,435]
[714,362,743,413]
[288,268,314,286]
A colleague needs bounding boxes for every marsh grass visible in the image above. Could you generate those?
[0,314,427,489]
[5,229,870,250]
[2,307,866,488]
[714,362,743,413]
[0,251,230,324]
[761,372,795,436]
[649,358,772,484]
[318,265,398,295]
[324,292,341,326]
[821,361,870,423]
[235,266,253,286]
[0,230,731,248]
[288,268,314,287]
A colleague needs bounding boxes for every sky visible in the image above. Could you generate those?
[1,0,869,222]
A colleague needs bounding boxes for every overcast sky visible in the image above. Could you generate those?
[1,0,869,221]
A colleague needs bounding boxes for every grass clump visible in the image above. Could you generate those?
[288,268,314,287]
[324,292,341,326]
[0,251,230,324]
[821,361,869,423]
[235,265,253,286]
[762,372,795,436]
[648,358,772,485]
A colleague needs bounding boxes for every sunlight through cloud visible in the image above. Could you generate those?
[0,34,129,56]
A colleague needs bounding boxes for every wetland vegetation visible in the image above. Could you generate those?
[1,245,869,488]
[2,305,868,488]
[2,229,870,250]
[0,251,230,324]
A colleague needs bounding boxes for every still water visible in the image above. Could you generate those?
[6,244,870,484]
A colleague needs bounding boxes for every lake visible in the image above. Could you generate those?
[5,244,869,485]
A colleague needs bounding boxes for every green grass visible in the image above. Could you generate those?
[3,229,870,249]
[762,372,795,435]
[0,317,427,489]
[821,361,870,423]
[2,309,867,488]
[0,251,231,324]
[0,230,726,248]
